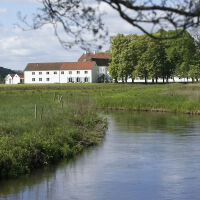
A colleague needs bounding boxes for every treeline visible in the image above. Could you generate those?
[108,30,200,83]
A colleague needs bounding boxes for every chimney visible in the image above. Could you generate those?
[84,51,87,54]
[93,51,96,54]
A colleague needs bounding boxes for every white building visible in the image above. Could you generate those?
[24,62,99,84]
[78,52,112,82]
[5,74,24,84]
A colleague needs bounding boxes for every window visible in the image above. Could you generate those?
[46,72,49,75]
[68,78,72,82]
[32,72,35,75]
[76,77,80,82]
[84,77,89,82]
[77,71,80,74]
[46,78,50,81]
[84,71,88,74]
[54,71,57,74]
[39,72,42,75]
[61,71,64,74]
[32,78,35,81]
[39,78,42,81]
[69,71,72,74]
[83,59,87,62]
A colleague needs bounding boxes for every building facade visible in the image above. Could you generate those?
[5,74,24,84]
[78,52,111,82]
[24,62,99,84]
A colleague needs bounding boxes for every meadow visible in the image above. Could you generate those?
[1,82,200,178]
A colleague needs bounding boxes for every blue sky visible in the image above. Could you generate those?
[0,0,139,70]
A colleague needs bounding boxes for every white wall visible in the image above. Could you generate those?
[13,75,20,84]
[5,75,13,84]
[24,70,60,84]
[99,66,107,75]
[60,70,92,83]
[5,75,23,84]
[24,69,97,84]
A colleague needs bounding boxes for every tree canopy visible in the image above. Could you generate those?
[108,30,200,83]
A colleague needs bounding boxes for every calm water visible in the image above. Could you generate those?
[1,111,200,200]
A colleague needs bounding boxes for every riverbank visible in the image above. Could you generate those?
[1,83,200,178]
[0,89,107,178]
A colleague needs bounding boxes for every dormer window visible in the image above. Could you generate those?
[83,59,87,62]
[39,72,42,75]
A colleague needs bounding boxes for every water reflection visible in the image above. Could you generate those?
[1,111,200,200]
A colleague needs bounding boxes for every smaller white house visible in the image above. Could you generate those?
[5,74,24,84]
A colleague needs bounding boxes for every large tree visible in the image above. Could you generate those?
[20,0,200,49]
[108,34,138,82]
[163,30,197,80]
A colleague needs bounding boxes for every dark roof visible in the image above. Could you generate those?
[24,62,95,71]
[25,62,64,71]
[91,58,111,66]
[78,52,111,62]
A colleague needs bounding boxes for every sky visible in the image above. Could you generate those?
[0,0,142,70]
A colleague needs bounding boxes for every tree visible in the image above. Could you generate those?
[108,34,125,82]
[108,34,138,82]
[163,30,197,80]
[20,0,200,49]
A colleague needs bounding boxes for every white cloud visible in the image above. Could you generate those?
[0,8,7,14]
[0,25,83,70]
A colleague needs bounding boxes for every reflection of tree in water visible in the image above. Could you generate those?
[106,111,200,135]
[0,158,74,199]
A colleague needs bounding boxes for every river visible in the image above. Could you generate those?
[0,111,200,200]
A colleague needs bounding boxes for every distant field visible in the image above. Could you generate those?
[2,82,199,113]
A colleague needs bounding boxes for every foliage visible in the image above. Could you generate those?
[109,30,200,82]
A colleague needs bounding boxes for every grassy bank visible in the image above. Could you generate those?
[0,89,106,178]
[1,82,200,178]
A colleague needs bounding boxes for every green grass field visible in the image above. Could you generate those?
[0,87,106,178]
[1,82,200,178]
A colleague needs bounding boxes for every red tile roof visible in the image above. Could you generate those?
[17,74,24,78]
[10,74,15,78]
[60,62,95,70]
[78,52,111,62]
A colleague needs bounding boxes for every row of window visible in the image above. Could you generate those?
[32,77,89,82]
[32,71,88,75]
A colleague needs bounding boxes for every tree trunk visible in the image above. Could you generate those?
[132,78,134,83]
[163,77,165,83]
[152,79,154,83]
[145,77,147,84]
[156,77,158,83]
